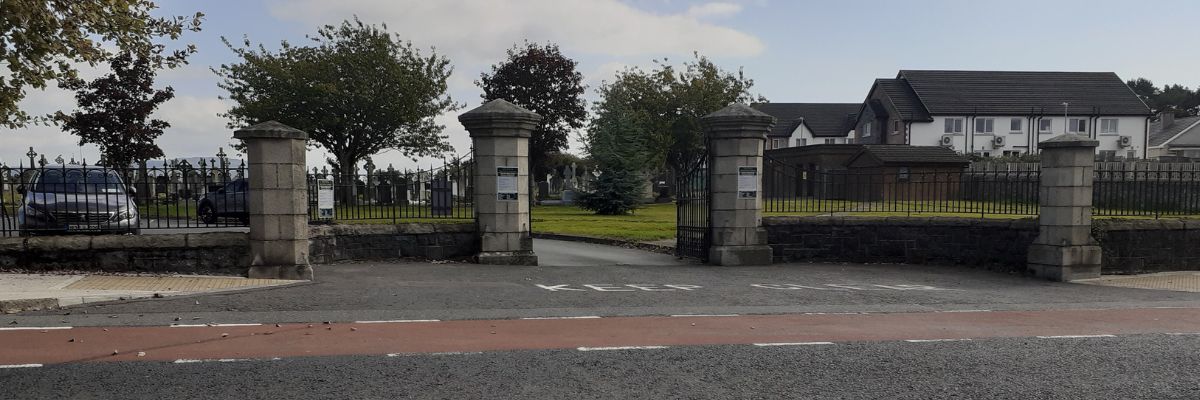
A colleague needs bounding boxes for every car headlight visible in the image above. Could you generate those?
[113,208,138,221]
[23,204,47,217]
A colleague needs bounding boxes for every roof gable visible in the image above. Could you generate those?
[751,103,860,137]
[1155,116,1200,147]
[897,70,1152,116]
[845,145,970,168]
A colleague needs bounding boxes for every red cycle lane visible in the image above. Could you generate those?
[2,307,1199,366]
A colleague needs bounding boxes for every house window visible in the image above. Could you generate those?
[975,118,995,134]
[892,120,901,135]
[943,118,964,134]
[796,138,806,147]
[898,167,910,182]
[1010,118,1022,133]
[771,138,784,149]
[846,138,855,144]
[1100,118,1119,134]
[1002,150,1021,157]
[863,122,872,137]
[1068,118,1087,133]
[1038,119,1053,134]
[825,138,836,144]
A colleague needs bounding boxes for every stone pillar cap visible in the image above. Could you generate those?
[702,104,776,125]
[702,104,775,139]
[458,99,542,124]
[1039,133,1099,149]
[233,121,309,140]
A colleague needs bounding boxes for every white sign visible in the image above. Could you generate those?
[737,166,758,198]
[316,179,335,220]
[497,166,518,201]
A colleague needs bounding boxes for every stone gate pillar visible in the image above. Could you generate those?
[1027,134,1101,281]
[459,99,540,265]
[234,121,313,280]
[702,104,776,266]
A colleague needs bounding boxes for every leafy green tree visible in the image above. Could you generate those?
[56,52,173,168]
[0,0,202,128]
[589,53,763,177]
[215,18,459,178]
[1127,78,1200,117]
[578,110,646,215]
[477,42,587,179]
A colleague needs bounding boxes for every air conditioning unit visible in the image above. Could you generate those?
[1118,136,1133,148]
[939,135,954,147]
[991,136,1006,148]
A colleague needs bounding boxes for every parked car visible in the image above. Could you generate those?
[17,166,140,236]
[197,179,249,224]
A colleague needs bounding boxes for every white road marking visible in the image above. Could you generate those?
[386,352,481,357]
[577,346,668,351]
[905,338,972,343]
[1036,334,1116,339]
[0,364,43,369]
[170,323,262,328]
[520,316,602,320]
[669,314,739,317]
[1164,332,1200,336]
[0,326,72,331]
[752,342,835,347]
[938,310,991,313]
[172,358,279,364]
[353,319,440,324]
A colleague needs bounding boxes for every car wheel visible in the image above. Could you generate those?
[199,204,217,224]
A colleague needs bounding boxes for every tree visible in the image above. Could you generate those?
[477,42,587,178]
[1127,78,1200,118]
[215,18,459,178]
[577,110,646,215]
[56,52,173,168]
[0,0,202,128]
[589,54,763,178]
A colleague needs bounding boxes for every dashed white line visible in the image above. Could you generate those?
[1164,332,1200,336]
[669,314,739,317]
[0,326,73,331]
[905,338,972,343]
[577,346,668,351]
[386,351,482,357]
[353,319,440,324]
[1036,334,1116,339]
[938,309,992,313]
[752,342,835,347]
[520,316,602,320]
[170,323,262,328]
[172,358,279,364]
[0,364,43,369]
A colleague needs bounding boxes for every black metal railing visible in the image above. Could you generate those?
[1,161,248,237]
[1094,167,1200,218]
[763,157,1040,217]
[306,154,474,223]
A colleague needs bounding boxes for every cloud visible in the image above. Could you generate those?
[267,0,764,64]
[686,2,743,19]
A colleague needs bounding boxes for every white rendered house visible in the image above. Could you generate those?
[851,70,1153,159]
[751,103,860,150]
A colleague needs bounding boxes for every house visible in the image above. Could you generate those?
[1147,112,1200,160]
[851,70,1153,159]
[751,103,859,150]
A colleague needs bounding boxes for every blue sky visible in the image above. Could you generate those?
[5,0,1197,169]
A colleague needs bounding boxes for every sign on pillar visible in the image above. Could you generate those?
[459,99,541,266]
[701,104,776,266]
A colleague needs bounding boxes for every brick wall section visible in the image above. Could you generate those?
[308,223,477,263]
[1093,219,1200,274]
[0,232,250,275]
[764,216,1040,273]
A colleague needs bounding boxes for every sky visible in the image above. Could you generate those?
[3,0,1197,170]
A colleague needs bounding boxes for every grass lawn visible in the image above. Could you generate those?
[532,203,676,242]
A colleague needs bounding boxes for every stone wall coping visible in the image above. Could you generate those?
[0,232,248,252]
[1093,218,1198,231]
[309,223,475,237]
[762,215,1037,229]
[1038,133,1099,149]
[233,120,308,140]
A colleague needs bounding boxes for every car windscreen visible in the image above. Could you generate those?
[32,169,126,194]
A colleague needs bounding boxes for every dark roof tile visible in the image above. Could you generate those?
[751,103,860,137]
[897,70,1152,116]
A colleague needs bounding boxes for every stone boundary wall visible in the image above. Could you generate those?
[0,232,250,275]
[765,216,1039,273]
[765,216,1200,274]
[308,223,477,264]
[1093,219,1200,274]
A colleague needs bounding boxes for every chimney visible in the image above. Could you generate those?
[1160,111,1175,129]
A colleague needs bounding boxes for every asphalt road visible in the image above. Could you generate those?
[3,335,1198,399]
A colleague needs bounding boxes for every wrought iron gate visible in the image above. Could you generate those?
[675,156,711,260]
